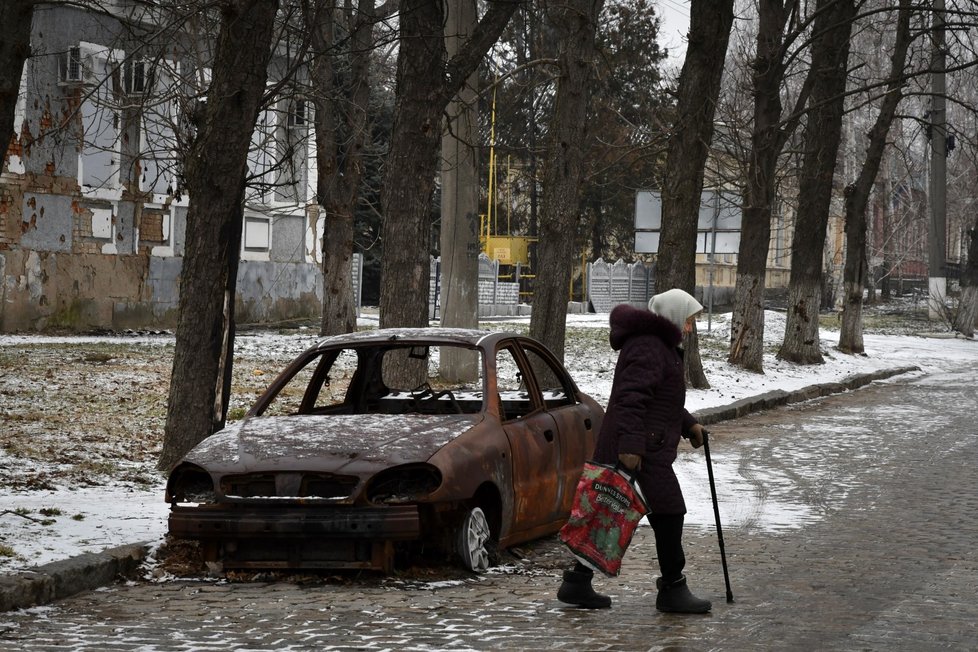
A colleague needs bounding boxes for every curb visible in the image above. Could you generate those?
[0,365,921,612]
[692,365,920,426]
[0,542,150,612]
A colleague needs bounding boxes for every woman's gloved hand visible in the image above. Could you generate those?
[618,453,642,470]
[687,424,707,449]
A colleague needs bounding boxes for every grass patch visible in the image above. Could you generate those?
[39,507,63,517]
[82,352,115,364]
[75,460,119,476]
[227,407,247,421]
[0,544,17,558]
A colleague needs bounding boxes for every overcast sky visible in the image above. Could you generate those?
[657,0,691,67]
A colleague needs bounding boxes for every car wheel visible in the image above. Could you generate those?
[456,507,491,572]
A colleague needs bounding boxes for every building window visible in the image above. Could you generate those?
[141,210,166,244]
[244,216,271,251]
[124,59,152,95]
[60,46,85,83]
[287,100,307,128]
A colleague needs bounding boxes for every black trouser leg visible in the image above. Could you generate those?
[648,513,686,582]
[573,561,593,576]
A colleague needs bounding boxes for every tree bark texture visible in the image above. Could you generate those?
[777,0,856,365]
[440,0,481,382]
[528,0,604,363]
[378,0,517,387]
[728,0,794,373]
[0,0,34,159]
[953,223,978,337]
[379,0,519,335]
[838,0,912,354]
[379,0,454,388]
[314,0,375,336]
[655,0,734,387]
[159,0,279,472]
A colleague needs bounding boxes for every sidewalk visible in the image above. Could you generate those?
[0,365,918,613]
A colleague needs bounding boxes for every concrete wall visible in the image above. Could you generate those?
[235,260,322,326]
[0,249,327,332]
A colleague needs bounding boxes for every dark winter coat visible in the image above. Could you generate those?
[591,304,698,515]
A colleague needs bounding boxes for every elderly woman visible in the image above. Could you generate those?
[557,288,712,614]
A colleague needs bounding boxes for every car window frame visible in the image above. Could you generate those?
[250,340,491,418]
[515,337,581,409]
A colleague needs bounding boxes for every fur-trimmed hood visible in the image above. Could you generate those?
[608,304,682,351]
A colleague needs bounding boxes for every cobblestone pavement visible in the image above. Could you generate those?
[2,368,977,651]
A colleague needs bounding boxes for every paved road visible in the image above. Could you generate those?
[2,367,977,651]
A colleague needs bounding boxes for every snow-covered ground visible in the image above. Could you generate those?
[1,308,975,574]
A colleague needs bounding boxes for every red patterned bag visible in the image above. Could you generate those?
[558,461,650,577]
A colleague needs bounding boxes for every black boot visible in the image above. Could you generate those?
[557,568,612,609]
[655,575,711,614]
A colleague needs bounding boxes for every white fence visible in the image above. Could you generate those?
[429,254,523,318]
[586,258,655,312]
[426,256,661,318]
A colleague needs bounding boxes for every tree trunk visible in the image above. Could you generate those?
[314,0,375,336]
[866,175,883,306]
[777,0,856,365]
[528,0,604,362]
[0,0,33,158]
[728,0,793,373]
[379,0,518,332]
[838,0,912,354]
[655,0,734,387]
[589,191,604,260]
[378,0,446,387]
[379,0,517,387]
[954,223,978,337]
[159,0,279,472]
[439,0,481,382]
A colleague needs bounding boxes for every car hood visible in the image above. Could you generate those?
[182,414,482,474]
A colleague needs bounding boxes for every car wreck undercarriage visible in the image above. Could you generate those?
[168,500,494,573]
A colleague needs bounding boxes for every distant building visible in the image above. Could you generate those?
[1,2,330,332]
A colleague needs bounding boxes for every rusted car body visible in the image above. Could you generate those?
[166,328,603,572]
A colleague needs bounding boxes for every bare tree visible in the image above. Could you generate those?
[655,0,734,387]
[378,0,520,340]
[777,0,857,364]
[311,0,381,336]
[727,0,810,373]
[0,0,35,157]
[159,0,280,472]
[529,0,605,362]
[838,0,914,353]
[955,222,978,337]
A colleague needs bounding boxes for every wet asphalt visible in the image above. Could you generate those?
[2,367,977,650]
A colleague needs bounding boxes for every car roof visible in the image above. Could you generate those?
[311,327,518,351]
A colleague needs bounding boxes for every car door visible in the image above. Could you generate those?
[517,339,597,516]
[495,343,564,534]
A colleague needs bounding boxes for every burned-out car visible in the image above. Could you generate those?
[166,328,603,572]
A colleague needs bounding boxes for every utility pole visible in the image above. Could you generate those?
[928,0,947,319]
[439,0,480,380]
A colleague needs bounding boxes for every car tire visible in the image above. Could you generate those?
[457,506,491,572]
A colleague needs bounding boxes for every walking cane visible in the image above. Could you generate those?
[702,429,734,603]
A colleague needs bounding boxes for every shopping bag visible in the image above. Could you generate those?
[558,461,650,577]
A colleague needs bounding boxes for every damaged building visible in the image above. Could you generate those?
[0,2,340,333]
